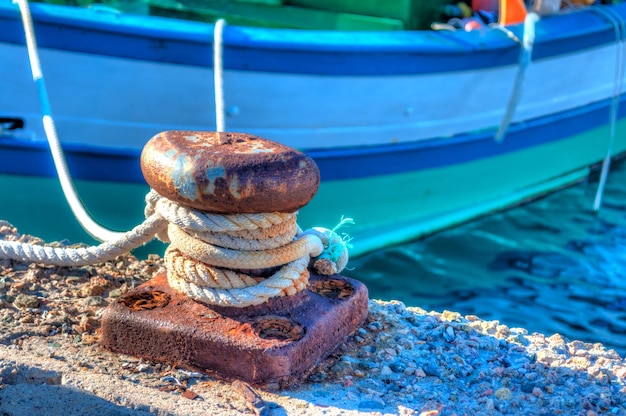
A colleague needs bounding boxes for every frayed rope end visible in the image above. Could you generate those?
[312,216,354,275]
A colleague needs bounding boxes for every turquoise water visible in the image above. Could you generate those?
[344,160,626,357]
[0,175,165,258]
[2,162,626,356]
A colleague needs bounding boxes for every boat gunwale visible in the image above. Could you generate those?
[0,1,625,75]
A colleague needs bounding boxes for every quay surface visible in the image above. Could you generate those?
[0,222,625,415]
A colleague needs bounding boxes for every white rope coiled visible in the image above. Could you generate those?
[0,190,352,307]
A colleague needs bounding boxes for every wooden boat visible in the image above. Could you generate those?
[1,0,625,256]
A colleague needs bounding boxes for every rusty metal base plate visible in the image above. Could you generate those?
[100,271,368,387]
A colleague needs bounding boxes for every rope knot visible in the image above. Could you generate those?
[305,217,354,276]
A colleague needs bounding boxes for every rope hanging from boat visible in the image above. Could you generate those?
[213,18,227,133]
[14,0,126,243]
[494,12,540,142]
[0,190,352,307]
[590,5,626,212]
[15,0,231,240]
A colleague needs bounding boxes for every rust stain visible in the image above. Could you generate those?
[309,279,355,300]
[100,272,369,387]
[141,131,320,213]
[118,290,170,311]
[252,315,304,342]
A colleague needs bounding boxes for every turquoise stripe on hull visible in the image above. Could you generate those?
[1,120,624,258]
[298,119,626,257]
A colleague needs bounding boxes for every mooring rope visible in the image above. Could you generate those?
[14,0,231,240]
[10,1,351,307]
[0,190,352,307]
[213,18,227,133]
[0,213,164,267]
[590,5,626,212]
[14,0,126,242]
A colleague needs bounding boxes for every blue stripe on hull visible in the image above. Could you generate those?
[312,95,626,180]
[0,140,144,183]
[0,3,625,75]
[1,95,624,183]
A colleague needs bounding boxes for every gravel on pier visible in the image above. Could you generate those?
[0,221,624,415]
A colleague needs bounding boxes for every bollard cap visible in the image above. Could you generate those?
[141,131,320,213]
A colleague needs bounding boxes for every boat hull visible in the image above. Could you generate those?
[1,1,626,255]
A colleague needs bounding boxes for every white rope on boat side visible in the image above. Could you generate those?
[591,5,626,212]
[213,19,227,133]
[14,0,126,242]
[494,12,540,143]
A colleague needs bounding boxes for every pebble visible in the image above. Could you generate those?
[444,325,455,341]
[12,294,39,309]
[422,364,440,377]
[494,387,513,400]
[390,361,407,373]
[84,296,104,307]
[109,288,123,298]
[358,398,385,410]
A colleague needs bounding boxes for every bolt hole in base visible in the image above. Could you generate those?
[118,291,170,311]
[252,316,304,342]
[309,279,354,300]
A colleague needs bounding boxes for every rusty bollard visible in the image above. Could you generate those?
[100,131,368,388]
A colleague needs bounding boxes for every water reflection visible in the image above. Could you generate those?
[345,161,626,356]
